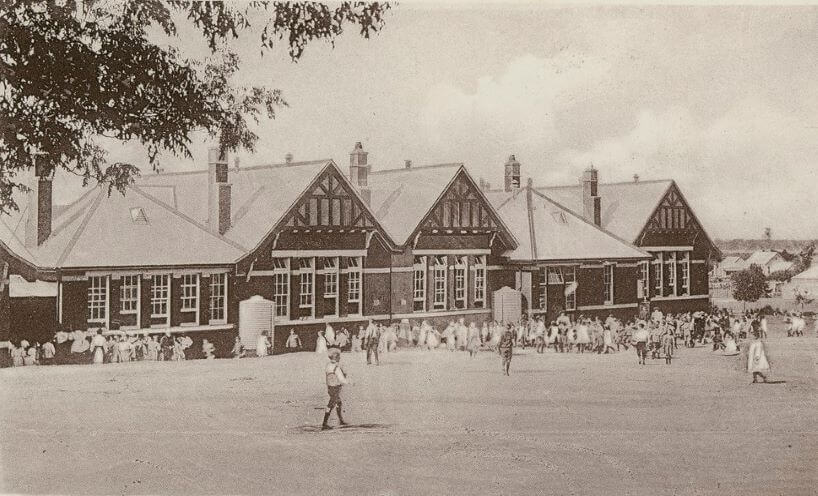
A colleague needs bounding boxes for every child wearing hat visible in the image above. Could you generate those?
[322,348,350,430]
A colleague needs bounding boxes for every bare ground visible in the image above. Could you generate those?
[1,333,816,496]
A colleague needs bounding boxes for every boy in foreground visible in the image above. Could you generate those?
[322,348,351,430]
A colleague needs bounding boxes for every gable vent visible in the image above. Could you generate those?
[130,207,149,225]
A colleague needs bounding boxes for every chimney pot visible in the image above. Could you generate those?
[504,154,521,192]
[349,141,370,187]
[405,159,412,169]
[633,174,640,183]
[285,153,293,164]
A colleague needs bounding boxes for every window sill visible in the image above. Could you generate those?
[119,310,138,315]
[180,308,197,313]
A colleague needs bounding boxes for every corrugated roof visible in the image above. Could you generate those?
[793,264,818,280]
[367,163,464,245]
[768,260,794,273]
[137,160,332,249]
[744,250,781,267]
[487,186,650,262]
[537,180,673,242]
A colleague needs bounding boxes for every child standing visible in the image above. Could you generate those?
[322,348,350,431]
[661,331,674,365]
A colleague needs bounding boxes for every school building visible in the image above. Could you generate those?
[0,143,718,352]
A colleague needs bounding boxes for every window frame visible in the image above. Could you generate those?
[603,263,614,305]
[322,257,339,317]
[473,255,486,308]
[150,274,171,326]
[344,256,362,316]
[88,275,109,326]
[666,251,677,296]
[454,255,468,309]
[298,257,315,316]
[563,266,576,311]
[413,256,427,311]
[653,252,664,297]
[679,251,690,296]
[639,261,650,299]
[180,273,200,322]
[272,258,290,321]
[119,275,140,315]
[208,273,228,324]
[432,255,448,310]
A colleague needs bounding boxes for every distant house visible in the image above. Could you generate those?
[782,265,818,300]
[742,250,785,276]
[767,259,794,275]
[713,255,746,279]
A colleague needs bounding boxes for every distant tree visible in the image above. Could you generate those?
[0,0,391,213]
[767,268,795,282]
[732,264,767,309]
[779,249,797,262]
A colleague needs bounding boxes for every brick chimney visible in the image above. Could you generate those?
[25,158,53,248]
[207,147,231,235]
[349,141,371,204]
[504,155,521,192]
[582,166,601,227]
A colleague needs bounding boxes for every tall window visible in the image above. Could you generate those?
[538,267,548,310]
[653,252,664,297]
[88,275,108,323]
[345,257,362,316]
[563,266,576,311]
[666,252,677,296]
[603,263,614,304]
[433,255,447,310]
[413,256,427,311]
[181,273,199,312]
[473,255,486,308]
[679,252,690,295]
[323,257,339,317]
[209,273,227,323]
[298,258,314,315]
[454,255,467,309]
[120,275,139,314]
[151,274,170,322]
[272,258,289,320]
[639,261,650,299]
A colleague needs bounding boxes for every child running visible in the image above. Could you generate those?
[321,348,350,430]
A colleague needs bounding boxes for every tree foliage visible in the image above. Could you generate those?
[0,0,390,213]
[731,264,767,303]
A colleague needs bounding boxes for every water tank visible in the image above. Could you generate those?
[239,296,274,351]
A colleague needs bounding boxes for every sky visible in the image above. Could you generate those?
[56,3,818,239]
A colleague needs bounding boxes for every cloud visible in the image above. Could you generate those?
[418,53,611,182]
[559,98,818,239]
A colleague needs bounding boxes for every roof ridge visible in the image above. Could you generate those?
[137,159,332,179]
[55,187,107,267]
[131,185,249,253]
[529,188,652,258]
[370,162,463,175]
[538,178,673,190]
[0,217,39,265]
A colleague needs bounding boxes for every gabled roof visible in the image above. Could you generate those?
[744,250,781,267]
[793,264,818,280]
[486,186,650,262]
[719,256,746,271]
[768,260,794,274]
[9,185,247,269]
[366,163,464,245]
[137,159,332,249]
[537,179,673,242]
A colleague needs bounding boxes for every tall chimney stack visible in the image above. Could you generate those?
[504,155,521,192]
[207,147,231,235]
[582,166,601,227]
[404,159,412,169]
[349,142,371,204]
[25,157,53,248]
